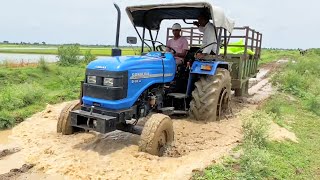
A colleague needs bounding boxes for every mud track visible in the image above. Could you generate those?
[0,60,295,180]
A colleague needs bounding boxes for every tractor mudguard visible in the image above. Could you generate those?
[190,61,229,75]
[186,61,230,96]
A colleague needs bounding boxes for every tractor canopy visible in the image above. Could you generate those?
[126,2,235,33]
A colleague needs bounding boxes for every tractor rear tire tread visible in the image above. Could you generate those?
[189,68,231,121]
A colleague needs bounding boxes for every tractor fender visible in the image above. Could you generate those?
[186,61,230,96]
[190,61,229,75]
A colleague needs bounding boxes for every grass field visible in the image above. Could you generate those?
[194,49,320,179]
[0,63,85,129]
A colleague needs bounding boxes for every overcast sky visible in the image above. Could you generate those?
[0,0,318,49]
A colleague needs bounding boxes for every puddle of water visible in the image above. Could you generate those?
[0,53,106,64]
[0,53,59,64]
[0,129,12,144]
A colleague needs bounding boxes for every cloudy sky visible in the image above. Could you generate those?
[0,0,318,49]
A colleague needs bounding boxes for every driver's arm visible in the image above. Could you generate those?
[166,40,171,52]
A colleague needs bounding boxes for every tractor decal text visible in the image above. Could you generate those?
[130,73,173,80]
[95,66,107,69]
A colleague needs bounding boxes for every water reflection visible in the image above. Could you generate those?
[0,53,59,64]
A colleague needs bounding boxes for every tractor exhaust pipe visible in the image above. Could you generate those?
[112,3,122,56]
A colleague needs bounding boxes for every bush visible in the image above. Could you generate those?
[242,112,271,148]
[37,56,49,72]
[0,83,44,111]
[0,111,14,129]
[240,146,271,180]
[83,50,96,64]
[239,112,272,179]
[57,44,81,66]
[309,48,320,56]
[305,95,320,116]
[272,54,320,116]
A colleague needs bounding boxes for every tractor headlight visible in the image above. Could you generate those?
[87,76,96,84]
[103,78,114,86]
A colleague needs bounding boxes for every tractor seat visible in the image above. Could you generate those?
[167,93,187,99]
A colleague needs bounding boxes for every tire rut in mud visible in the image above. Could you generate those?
[0,164,34,180]
[0,148,21,159]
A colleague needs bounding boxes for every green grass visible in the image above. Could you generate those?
[259,49,299,65]
[194,96,320,180]
[194,49,320,179]
[263,96,320,179]
[0,63,85,129]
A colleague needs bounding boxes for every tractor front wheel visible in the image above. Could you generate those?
[189,68,231,121]
[138,114,174,156]
[57,101,81,135]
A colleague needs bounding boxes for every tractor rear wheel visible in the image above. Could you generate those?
[138,114,174,156]
[57,101,81,135]
[189,68,231,121]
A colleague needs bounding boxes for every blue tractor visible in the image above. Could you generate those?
[57,2,235,156]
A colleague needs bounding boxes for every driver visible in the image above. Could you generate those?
[166,23,189,65]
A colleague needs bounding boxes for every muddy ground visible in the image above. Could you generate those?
[0,60,297,180]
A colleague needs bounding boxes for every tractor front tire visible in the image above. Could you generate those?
[189,68,231,121]
[57,101,81,135]
[139,114,174,156]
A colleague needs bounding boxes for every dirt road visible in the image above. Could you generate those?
[0,60,295,180]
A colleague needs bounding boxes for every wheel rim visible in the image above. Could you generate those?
[158,130,168,156]
[217,88,229,120]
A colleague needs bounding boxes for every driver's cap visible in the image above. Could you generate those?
[172,23,181,30]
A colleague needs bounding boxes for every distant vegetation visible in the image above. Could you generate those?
[57,45,82,66]
[57,44,97,66]
[0,43,137,56]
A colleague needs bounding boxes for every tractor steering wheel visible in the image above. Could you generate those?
[195,42,218,60]
[155,44,176,54]
[144,39,177,54]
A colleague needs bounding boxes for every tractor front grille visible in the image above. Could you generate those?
[83,69,128,100]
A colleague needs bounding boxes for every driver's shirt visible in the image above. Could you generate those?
[200,22,217,54]
[166,36,188,65]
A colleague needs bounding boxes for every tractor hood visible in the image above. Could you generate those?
[87,52,172,71]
